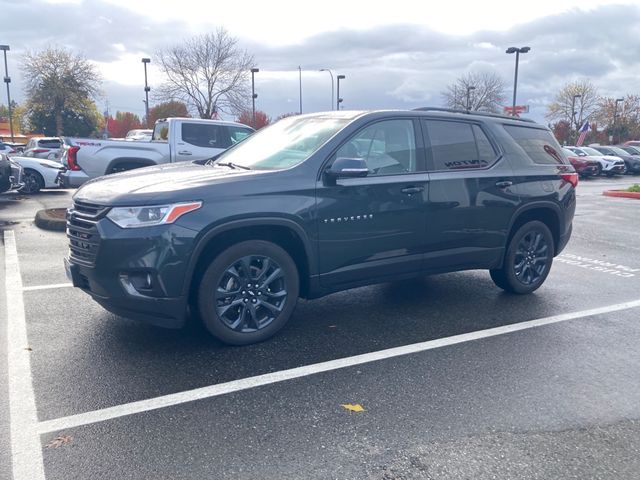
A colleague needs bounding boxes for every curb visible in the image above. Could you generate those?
[603,190,640,199]
[34,208,67,232]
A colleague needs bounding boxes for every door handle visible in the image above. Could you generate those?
[495,181,513,188]
[178,151,192,155]
[401,186,424,195]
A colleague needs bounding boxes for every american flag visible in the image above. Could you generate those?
[576,121,590,146]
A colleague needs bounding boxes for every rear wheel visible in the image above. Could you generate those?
[490,221,554,294]
[18,169,45,194]
[198,240,299,345]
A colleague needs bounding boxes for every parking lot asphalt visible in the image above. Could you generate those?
[2,176,640,479]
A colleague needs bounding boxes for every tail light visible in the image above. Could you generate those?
[561,172,579,188]
[67,146,81,171]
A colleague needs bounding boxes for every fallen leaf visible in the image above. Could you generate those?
[45,435,73,448]
[341,403,365,413]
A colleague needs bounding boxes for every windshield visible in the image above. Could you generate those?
[581,147,602,156]
[609,146,629,156]
[214,115,349,170]
[567,148,586,156]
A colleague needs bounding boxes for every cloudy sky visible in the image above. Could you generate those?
[2,0,640,123]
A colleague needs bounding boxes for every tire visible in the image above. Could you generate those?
[18,169,45,194]
[490,220,554,294]
[595,164,602,176]
[197,240,300,345]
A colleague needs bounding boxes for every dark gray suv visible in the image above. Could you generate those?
[65,109,577,344]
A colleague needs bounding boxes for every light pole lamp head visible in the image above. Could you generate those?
[251,68,259,74]
[505,47,518,54]
[519,46,531,54]
[616,98,624,103]
[337,75,346,80]
[142,58,150,64]
[467,86,476,92]
[252,93,258,99]
[0,45,9,52]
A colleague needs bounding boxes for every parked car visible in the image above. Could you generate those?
[125,129,153,141]
[23,137,63,159]
[589,145,640,175]
[624,140,640,147]
[0,153,23,193]
[561,148,599,178]
[58,118,255,188]
[9,155,65,194]
[0,141,16,156]
[617,145,640,156]
[565,146,626,176]
[65,109,576,345]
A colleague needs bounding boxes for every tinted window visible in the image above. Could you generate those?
[182,123,225,148]
[335,119,417,176]
[424,120,492,170]
[38,139,61,149]
[504,125,566,165]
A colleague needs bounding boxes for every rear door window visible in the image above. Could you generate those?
[227,126,254,145]
[38,139,61,149]
[504,125,567,165]
[423,120,497,171]
[181,123,226,148]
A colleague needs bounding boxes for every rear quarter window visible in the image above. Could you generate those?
[503,125,567,165]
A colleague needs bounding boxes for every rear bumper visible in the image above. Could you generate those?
[58,170,90,188]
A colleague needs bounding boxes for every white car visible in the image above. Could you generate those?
[125,129,153,141]
[0,141,16,156]
[10,156,65,194]
[565,146,626,176]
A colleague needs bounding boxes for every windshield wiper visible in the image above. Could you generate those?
[214,161,252,170]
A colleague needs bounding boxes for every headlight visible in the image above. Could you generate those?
[106,201,202,228]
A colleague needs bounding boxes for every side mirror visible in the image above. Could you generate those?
[326,157,369,178]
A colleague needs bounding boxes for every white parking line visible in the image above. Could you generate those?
[23,283,73,292]
[36,297,640,435]
[4,230,46,480]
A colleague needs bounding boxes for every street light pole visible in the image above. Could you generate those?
[571,94,581,143]
[319,69,334,111]
[466,86,476,112]
[298,66,303,114]
[336,75,345,110]
[1,45,14,142]
[251,68,259,128]
[613,98,624,144]
[506,46,530,117]
[142,58,151,128]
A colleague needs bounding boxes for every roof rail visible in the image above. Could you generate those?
[412,107,536,123]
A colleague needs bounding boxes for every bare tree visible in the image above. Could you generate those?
[156,28,255,119]
[545,80,599,132]
[21,47,102,135]
[441,71,507,113]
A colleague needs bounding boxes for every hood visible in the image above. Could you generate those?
[74,161,263,206]
[13,156,64,169]
[588,154,624,163]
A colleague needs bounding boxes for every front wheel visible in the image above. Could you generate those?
[490,221,554,294]
[18,169,45,194]
[197,240,300,345]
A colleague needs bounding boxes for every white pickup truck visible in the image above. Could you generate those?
[58,117,254,187]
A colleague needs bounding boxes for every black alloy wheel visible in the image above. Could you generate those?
[490,220,554,294]
[198,240,299,345]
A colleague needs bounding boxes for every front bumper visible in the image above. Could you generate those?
[65,210,200,329]
[58,169,90,188]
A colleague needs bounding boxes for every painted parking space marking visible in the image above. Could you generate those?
[556,253,638,278]
[23,283,73,292]
[36,297,640,435]
[4,230,46,480]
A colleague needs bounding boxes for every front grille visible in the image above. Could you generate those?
[67,201,108,267]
